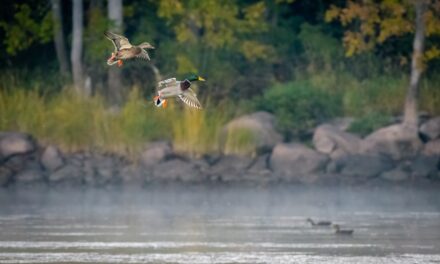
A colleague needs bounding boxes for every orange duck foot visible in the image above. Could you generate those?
[117,60,123,67]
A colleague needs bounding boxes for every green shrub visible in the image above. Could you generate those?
[257,81,341,139]
[348,111,392,137]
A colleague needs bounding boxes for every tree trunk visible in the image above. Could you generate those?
[403,1,427,128]
[71,0,84,95]
[107,0,123,105]
[51,0,69,78]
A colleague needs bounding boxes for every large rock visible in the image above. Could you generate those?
[14,169,46,185]
[221,112,282,156]
[313,124,361,158]
[361,124,423,160]
[411,155,439,178]
[380,167,409,182]
[0,132,36,161]
[48,164,83,185]
[269,143,329,182]
[41,145,64,171]
[422,139,440,156]
[140,141,172,168]
[328,154,394,180]
[420,117,440,141]
[245,154,272,182]
[151,159,204,182]
[82,154,123,186]
[208,155,253,182]
[0,167,12,186]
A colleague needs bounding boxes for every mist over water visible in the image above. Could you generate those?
[0,185,439,263]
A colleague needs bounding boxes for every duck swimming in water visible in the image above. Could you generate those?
[306,218,332,226]
[104,31,154,67]
[333,224,354,235]
[154,74,205,109]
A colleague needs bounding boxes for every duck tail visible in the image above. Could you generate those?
[153,96,167,108]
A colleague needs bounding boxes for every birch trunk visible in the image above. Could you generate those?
[403,1,427,128]
[71,0,84,94]
[51,0,69,78]
[107,0,123,105]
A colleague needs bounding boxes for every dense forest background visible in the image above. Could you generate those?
[0,0,439,156]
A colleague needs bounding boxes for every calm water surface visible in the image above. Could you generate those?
[0,185,439,264]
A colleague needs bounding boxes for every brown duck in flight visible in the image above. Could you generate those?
[104,31,154,67]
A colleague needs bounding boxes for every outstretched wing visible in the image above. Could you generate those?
[178,88,202,109]
[136,49,151,61]
[104,31,132,51]
[158,78,177,89]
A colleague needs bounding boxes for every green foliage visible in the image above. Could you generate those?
[298,23,344,72]
[154,0,275,98]
[0,4,52,55]
[348,112,392,137]
[84,7,110,76]
[257,81,341,139]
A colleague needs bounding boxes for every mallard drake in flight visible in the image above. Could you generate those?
[333,224,354,235]
[307,218,332,226]
[153,74,205,109]
[104,31,154,67]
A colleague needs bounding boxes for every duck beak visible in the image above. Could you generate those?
[198,76,205,82]
[162,99,168,108]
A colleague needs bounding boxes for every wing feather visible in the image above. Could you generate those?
[104,31,132,51]
[135,50,151,61]
[158,78,177,89]
[178,89,202,109]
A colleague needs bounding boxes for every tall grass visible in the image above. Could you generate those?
[222,127,258,157]
[167,101,230,157]
[0,87,230,157]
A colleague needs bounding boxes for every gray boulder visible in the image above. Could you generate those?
[422,139,440,156]
[48,164,83,185]
[420,117,440,140]
[0,132,36,160]
[208,155,253,182]
[119,165,145,184]
[41,145,64,171]
[246,154,272,181]
[411,155,439,178]
[140,141,172,167]
[269,143,329,182]
[152,159,204,182]
[380,167,409,182]
[313,124,361,158]
[361,124,423,160]
[328,154,394,180]
[221,112,282,156]
[14,169,46,185]
[0,167,12,186]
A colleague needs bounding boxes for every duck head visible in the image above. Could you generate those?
[186,74,205,82]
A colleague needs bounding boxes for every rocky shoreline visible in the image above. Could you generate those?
[1,112,439,187]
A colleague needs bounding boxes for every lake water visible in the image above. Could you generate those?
[0,185,439,264]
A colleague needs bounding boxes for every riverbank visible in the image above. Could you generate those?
[1,111,439,187]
